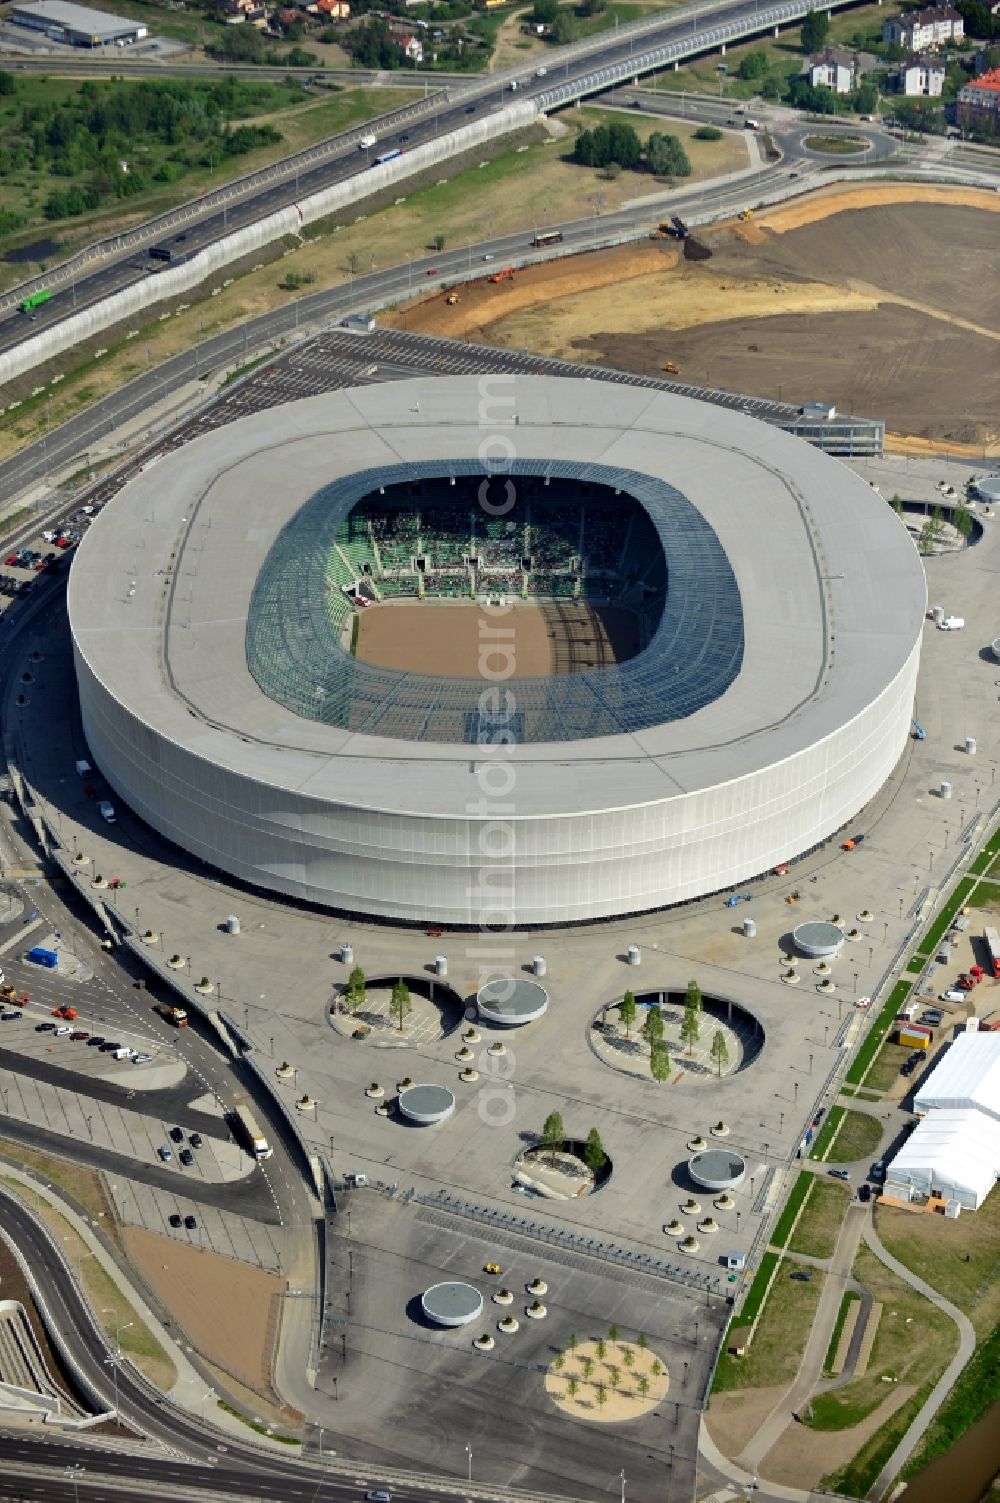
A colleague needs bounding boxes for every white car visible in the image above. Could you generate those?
[938,616,964,630]
[854,995,872,1010]
[535,65,547,76]
[55,1025,71,1036]
[940,989,966,1003]
[98,799,116,823]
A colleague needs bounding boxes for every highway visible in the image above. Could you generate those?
[0,0,864,349]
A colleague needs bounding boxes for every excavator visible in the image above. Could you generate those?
[663,361,680,375]
[487,266,515,284]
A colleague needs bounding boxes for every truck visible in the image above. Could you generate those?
[20,289,52,315]
[231,1103,272,1161]
[670,215,689,239]
[148,245,172,264]
[156,1003,189,1027]
[985,927,1000,979]
[359,134,377,150]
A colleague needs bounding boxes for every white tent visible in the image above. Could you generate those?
[885,1109,1000,1211]
[913,1032,1000,1123]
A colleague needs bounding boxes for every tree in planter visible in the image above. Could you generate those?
[584,1126,607,1173]
[680,1005,700,1056]
[595,1383,607,1411]
[553,1352,565,1371]
[637,1373,650,1397]
[390,978,412,1031]
[891,493,904,516]
[608,1323,619,1342]
[596,1338,607,1360]
[581,1355,594,1379]
[607,1364,621,1389]
[684,978,702,1012]
[800,8,830,51]
[637,1331,648,1349]
[650,1043,672,1083]
[621,1344,634,1367]
[710,1028,730,1077]
[651,1357,663,1377]
[642,1003,665,1050]
[953,502,972,541]
[345,966,367,1014]
[917,518,936,554]
[540,1109,566,1165]
[568,1331,578,1352]
[618,989,637,1037]
[567,1376,579,1399]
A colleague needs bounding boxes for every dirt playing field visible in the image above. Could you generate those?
[354,599,640,677]
[124,1226,284,1397]
[390,186,1000,452]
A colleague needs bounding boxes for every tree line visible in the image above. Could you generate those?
[573,121,691,178]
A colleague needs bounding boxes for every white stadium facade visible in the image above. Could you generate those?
[68,375,926,927]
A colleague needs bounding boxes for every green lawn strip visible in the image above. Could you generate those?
[788,1180,851,1259]
[771,1171,814,1246]
[969,824,1000,876]
[972,878,1000,908]
[808,1105,845,1161]
[901,1322,1000,1477]
[912,876,978,961]
[714,1260,824,1394]
[823,1109,883,1165]
[845,981,912,1088]
[0,505,33,539]
[821,1379,934,1495]
[823,1290,862,1376]
[216,1398,299,1442]
[738,1250,779,1326]
[802,135,867,153]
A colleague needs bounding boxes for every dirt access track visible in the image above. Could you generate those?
[386,185,1000,454]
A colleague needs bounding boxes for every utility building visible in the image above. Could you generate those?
[11,0,148,47]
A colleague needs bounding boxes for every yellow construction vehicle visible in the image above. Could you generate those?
[663,361,680,375]
[739,209,753,221]
[445,292,459,305]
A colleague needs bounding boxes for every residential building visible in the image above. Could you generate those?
[891,53,947,94]
[958,66,1000,127]
[883,5,963,50]
[315,0,350,15]
[807,48,855,92]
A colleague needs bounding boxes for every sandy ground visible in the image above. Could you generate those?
[124,1225,284,1396]
[759,1383,917,1490]
[394,188,1000,451]
[545,1337,669,1423]
[705,1384,787,1458]
[355,599,639,676]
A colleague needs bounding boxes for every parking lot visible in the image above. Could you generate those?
[107,1177,286,1268]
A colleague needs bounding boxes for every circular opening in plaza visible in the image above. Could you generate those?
[687,1148,747,1191]
[397,1083,456,1125]
[420,1282,483,1327]
[591,989,763,1082]
[332,973,464,1041]
[476,978,549,1027]
[792,921,845,959]
[514,1138,613,1199]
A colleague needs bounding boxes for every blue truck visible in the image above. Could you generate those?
[27,947,58,969]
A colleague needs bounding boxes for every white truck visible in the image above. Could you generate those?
[232,1103,272,1161]
[359,134,377,150]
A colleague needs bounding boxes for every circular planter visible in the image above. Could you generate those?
[459,1068,479,1082]
[456,1046,474,1062]
[493,1289,514,1306]
[474,1334,495,1350]
[296,1095,317,1112]
[687,1136,708,1152]
[697,1217,719,1234]
[782,970,800,985]
[858,909,874,922]
[195,979,214,994]
[276,1063,295,1080]
[679,1235,700,1253]
[375,1102,390,1117]
[814,962,831,976]
[92,876,108,889]
[365,1084,384,1099]
[846,928,861,941]
[167,954,185,968]
[683,1198,701,1215]
[72,853,90,866]
[711,1122,730,1138]
[528,1279,548,1296]
[464,1027,481,1043]
[817,979,835,993]
[714,1193,735,1211]
[142,930,159,945]
[665,1219,684,1236]
[498,1316,519,1334]
[525,1302,547,1320]
[487,1042,507,1056]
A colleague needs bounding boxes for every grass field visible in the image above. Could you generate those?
[0,1139,119,1243]
[862,1040,913,1093]
[714,1261,825,1393]
[787,1180,850,1259]
[808,1244,957,1437]
[823,1109,883,1164]
[875,1192,1000,1338]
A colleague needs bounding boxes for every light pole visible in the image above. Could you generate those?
[620,1469,626,1503]
[65,1464,84,1503]
[466,1442,472,1482]
[103,1352,120,1416]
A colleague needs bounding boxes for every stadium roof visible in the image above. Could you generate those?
[886,1109,1000,1209]
[68,376,926,820]
[913,1033,1000,1122]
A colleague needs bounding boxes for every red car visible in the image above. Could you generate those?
[33,560,48,572]
[426,267,439,277]
[55,536,73,549]
[4,554,17,567]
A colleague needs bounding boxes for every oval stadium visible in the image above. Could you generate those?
[67,375,926,926]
